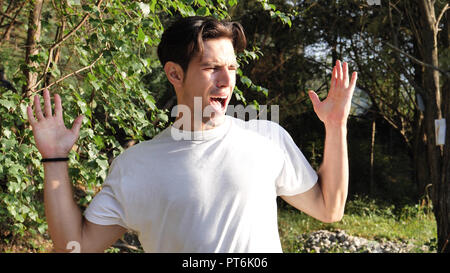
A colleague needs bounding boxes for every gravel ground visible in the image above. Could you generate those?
[296,229,430,253]
[114,230,433,253]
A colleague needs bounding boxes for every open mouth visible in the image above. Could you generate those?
[209,95,228,111]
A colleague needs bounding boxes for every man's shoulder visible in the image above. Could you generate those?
[113,128,172,164]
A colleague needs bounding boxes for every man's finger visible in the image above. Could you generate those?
[43,89,53,117]
[349,71,358,91]
[27,105,37,126]
[336,60,343,83]
[34,94,45,121]
[343,62,349,88]
[54,93,63,118]
[330,66,336,91]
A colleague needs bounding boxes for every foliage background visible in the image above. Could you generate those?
[0,0,447,252]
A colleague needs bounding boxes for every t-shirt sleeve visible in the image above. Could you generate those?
[83,157,128,229]
[273,123,318,196]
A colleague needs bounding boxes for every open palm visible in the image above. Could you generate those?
[27,89,83,159]
[308,60,357,127]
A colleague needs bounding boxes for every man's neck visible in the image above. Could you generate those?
[173,115,225,131]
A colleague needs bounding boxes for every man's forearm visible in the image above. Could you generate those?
[43,162,83,252]
[317,124,348,221]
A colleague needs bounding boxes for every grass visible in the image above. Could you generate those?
[278,195,437,253]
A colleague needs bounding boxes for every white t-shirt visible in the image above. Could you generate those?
[84,115,318,253]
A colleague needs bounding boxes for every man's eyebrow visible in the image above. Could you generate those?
[200,61,239,67]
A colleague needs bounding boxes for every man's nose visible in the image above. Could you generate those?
[215,68,234,88]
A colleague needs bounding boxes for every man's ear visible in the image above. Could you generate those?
[164,61,184,88]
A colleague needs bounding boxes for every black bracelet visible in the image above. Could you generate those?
[41,157,69,163]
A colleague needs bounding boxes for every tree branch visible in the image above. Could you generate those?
[0,0,14,27]
[0,1,26,44]
[384,41,450,78]
[27,51,104,97]
[436,4,449,31]
[29,0,104,92]
[0,10,24,23]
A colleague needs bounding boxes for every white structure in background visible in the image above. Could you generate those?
[416,94,425,112]
[366,0,381,6]
[435,119,446,146]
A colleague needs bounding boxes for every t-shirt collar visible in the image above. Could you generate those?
[168,115,231,142]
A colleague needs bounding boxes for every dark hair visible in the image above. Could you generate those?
[157,16,247,72]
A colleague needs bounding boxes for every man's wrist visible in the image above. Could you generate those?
[40,150,69,158]
[41,157,70,163]
[324,122,347,132]
[40,152,70,164]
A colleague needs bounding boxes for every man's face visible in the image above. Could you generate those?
[179,38,237,129]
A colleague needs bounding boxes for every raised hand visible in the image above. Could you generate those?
[308,60,357,128]
[27,89,84,159]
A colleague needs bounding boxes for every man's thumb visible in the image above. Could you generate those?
[308,90,320,108]
[71,115,84,134]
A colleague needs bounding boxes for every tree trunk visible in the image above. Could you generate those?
[440,6,450,254]
[418,0,449,253]
[370,119,376,194]
[412,111,429,196]
[23,0,44,97]
[411,29,430,197]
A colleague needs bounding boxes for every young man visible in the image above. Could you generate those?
[27,16,357,253]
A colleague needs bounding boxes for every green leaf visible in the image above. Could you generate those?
[240,76,252,88]
[104,19,115,25]
[0,99,16,110]
[87,72,97,82]
[256,86,269,97]
[91,81,100,91]
[2,138,17,150]
[262,2,272,11]
[93,135,105,150]
[81,4,93,12]
[228,0,238,6]
[3,128,12,138]
[137,27,146,41]
[68,0,80,5]
[38,223,47,235]
[96,158,109,171]
[196,7,210,16]
[157,112,168,123]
